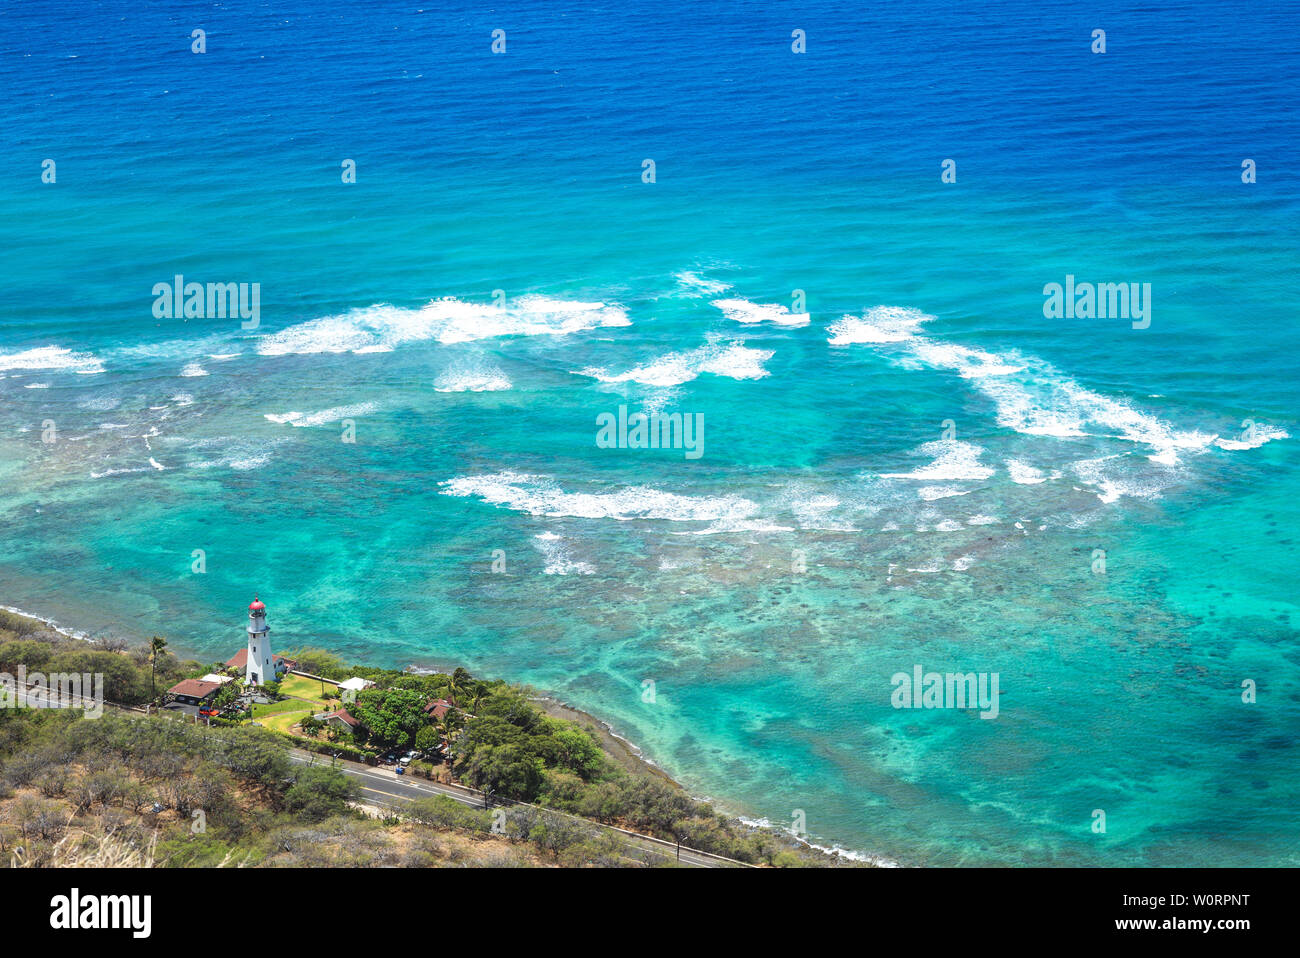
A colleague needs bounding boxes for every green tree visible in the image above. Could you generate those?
[213,681,241,710]
[147,636,168,701]
[460,742,543,803]
[547,723,606,780]
[351,687,427,748]
[282,766,359,821]
[414,724,442,753]
[0,640,52,673]
[446,667,474,707]
[46,650,142,704]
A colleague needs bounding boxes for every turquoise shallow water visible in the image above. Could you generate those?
[2,1,1298,865]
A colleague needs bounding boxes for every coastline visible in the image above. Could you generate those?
[1,598,878,866]
[0,606,688,799]
[2,600,677,785]
[530,695,681,788]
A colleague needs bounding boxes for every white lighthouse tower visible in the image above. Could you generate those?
[245,595,274,686]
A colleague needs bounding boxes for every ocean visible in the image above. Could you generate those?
[1,0,1297,865]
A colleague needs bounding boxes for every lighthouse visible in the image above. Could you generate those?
[245,595,274,686]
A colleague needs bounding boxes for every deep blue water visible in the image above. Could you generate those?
[1,0,1298,865]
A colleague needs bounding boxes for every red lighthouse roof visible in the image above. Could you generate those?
[249,595,265,612]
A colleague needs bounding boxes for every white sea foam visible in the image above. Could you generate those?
[0,345,104,375]
[1070,455,1170,504]
[78,396,122,411]
[674,271,732,296]
[576,340,773,387]
[828,307,932,344]
[434,365,512,392]
[264,402,377,427]
[179,362,209,377]
[258,295,630,356]
[172,435,281,471]
[441,471,761,524]
[23,383,49,389]
[785,492,858,531]
[917,485,972,501]
[171,393,194,406]
[192,452,274,471]
[532,533,595,575]
[208,352,241,361]
[89,467,152,479]
[832,306,1227,464]
[1004,459,1061,485]
[880,440,995,482]
[1213,423,1289,450]
[711,297,809,327]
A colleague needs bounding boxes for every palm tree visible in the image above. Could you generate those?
[148,636,168,701]
[469,680,488,715]
[435,712,464,762]
[447,667,473,707]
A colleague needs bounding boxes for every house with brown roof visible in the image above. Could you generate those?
[423,698,454,720]
[166,678,222,706]
[320,708,360,731]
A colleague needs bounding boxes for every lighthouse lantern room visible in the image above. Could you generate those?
[245,595,274,686]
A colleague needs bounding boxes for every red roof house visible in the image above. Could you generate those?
[423,698,454,720]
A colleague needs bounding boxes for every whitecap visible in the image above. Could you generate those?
[257,294,630,356]
[576,340,773,387]
[533,533,595,575]
[880,440,995,482]
[674,271,732,296]
[1213,423,1289,450]
[264,402,377,427]
[0,345,104,375]
[831,306,1220,463]
[712,298,809,327]
[828,307,932,344]
[434,365,512,392]
[1004,459,1061,485]
[441,471,761,524]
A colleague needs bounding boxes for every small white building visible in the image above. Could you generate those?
[199,673,234,685]
[338,676,375,703]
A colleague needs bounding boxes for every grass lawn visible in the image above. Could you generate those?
[259,708,315,735]
[252,699,316,718]
[278,673,336,705]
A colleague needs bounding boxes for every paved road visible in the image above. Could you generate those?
[6,684,750,868]
[289,749,751,868]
